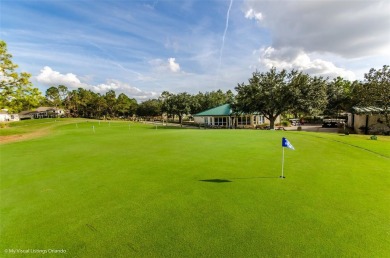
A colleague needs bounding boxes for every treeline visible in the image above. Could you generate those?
[42,65,389,129]
[1,40,389,128]
[43,86,235,121]
[44,87,138,119]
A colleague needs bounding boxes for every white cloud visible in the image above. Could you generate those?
[242,0,390,80]
[92,79,158,100]
[35,66,158,101]
[150,57,181,73]
[244,0,390,58]
[35,66,84,88]
[244,8,263,22]
[168,58,180,72]
[258,47,356,80]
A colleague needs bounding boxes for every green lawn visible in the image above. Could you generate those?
[1,120,389,257]
[0,118,78,136]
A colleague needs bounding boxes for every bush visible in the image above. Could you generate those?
[281,120,291,127]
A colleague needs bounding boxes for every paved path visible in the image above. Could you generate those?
[284,124,339,133]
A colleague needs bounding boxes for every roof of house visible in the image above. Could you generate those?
[194,104,232,116]
[19,110,36,115]
[352,106,384,114]
[36,107,57,112]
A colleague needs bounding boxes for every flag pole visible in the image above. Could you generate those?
[280,146,285,178]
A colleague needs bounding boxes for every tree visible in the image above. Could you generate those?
[76,88,94,118]
[289,72,328,117]
[235,68,294,129]
[160,91,193,124]
[18,88,43,112]
[89,93,106,118]
[163,92,193,124]
[128,98,138,117]
[105,90,117,117]
[192,90,235,114]
[67,90,80,117]
[324,77,354,116]
[136,99,162,118]
[0,40,43,112]
[116,93,137,117]
[225,90,235,104]
[359,65,390,128]
[235,68,328,128]
[160,91,174,120]
[45,86,61,108]
[58,85,69,109]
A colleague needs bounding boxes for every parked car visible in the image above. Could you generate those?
[322,119,345,128]
[289,118,303,126]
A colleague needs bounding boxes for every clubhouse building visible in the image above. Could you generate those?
[193,104,280,128]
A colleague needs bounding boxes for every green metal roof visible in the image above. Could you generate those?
[194,104,232,116]
[352,106,384,114]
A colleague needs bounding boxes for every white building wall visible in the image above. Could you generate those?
[0,113,20,122]
[0,114,8,122]
[353,114,387,133]
[194,117,203,124]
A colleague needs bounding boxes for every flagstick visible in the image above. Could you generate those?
[280,147,285,178]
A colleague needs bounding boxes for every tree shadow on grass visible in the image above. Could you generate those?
[199,176,279,183]
[199,179,232,183]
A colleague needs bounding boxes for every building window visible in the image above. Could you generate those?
[253,115,264,124]
[214,117,227,126]
[237,116,251,125]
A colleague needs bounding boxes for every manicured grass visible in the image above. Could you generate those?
[0,118,77,136]
[1,121,389,257]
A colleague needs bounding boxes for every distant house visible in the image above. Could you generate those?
[0,109,20,122]
[19,107,66,119]
[19,110,35,120]
[193,104,280,128]
[348,106,389,134]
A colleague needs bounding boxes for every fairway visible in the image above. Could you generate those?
[1,120,389,257]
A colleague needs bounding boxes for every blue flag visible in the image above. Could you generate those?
[282,137,295,150]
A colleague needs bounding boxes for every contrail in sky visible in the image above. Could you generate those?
[87,40,142,78]
[216,0,233,85]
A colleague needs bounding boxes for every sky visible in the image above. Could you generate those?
[1,0,389,102]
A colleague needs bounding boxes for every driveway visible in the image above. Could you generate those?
[284,124,339,133]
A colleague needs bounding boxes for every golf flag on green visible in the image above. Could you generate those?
[282,137,295,150]
[281,137,295,178]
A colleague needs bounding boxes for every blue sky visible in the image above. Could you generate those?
[1,0,389,101]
